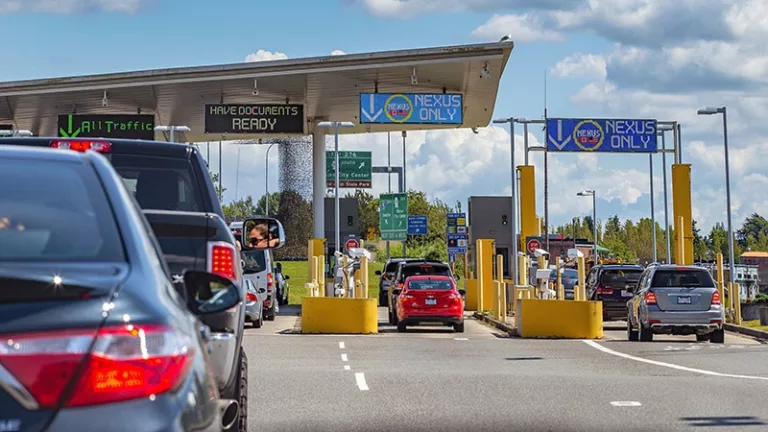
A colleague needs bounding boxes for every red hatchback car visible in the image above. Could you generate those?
[394,275,465,333]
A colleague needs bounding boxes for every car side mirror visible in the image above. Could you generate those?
[392,288,402,296]
[458,289,466,296]
[241,217,286,251]
[258,288,266,294]
[284,275,290,280]
[183,271,242,315]
[454,274,461,281]
[375,270,382,276]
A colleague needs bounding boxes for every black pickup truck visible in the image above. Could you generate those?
[0,137,253,432]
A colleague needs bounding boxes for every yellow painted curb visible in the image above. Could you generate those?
[301,297,378,334]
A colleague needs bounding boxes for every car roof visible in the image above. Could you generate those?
[600,264,644,270]
[0,137,193,158]
[0,144,89,163]
[406,275,453,280]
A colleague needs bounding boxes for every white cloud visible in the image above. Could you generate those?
[244,49,288,63]
[550,53,606,79]
[0,0,149,13]
[330,49,346,56]
[471,13,565,42]
[357,0,583,19]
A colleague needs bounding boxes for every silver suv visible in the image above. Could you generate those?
[626,264,725,343]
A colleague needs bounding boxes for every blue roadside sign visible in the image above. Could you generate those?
[407,215,428,235]
[546,118,658,153]
[359,93,463,124]
[446,212,467,254]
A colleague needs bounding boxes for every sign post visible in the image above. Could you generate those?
[204,104,305,134]
[379,193,408,241]
[57,114,155,140]
[326,151,372,188]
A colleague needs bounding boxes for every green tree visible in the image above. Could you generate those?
[737,213,768,251]
[209,171,225,201]
[692,219,709,261]
[255,192,281,216]
[346,190,379,238]
[222,196,258,223]
[274,190,312,259]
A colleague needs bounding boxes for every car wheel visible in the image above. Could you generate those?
[696,333,710,342]
[253,314,263,329]
[397,322,407,332]
[379,292,388,307]
[627,318,639,342]
[710,328,725,344]
[639,322,653,342]
[392,309,399,325]
[454,322,465,333]
[264,305,276,321]
[274,302,280,315]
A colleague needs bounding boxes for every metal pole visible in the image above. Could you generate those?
[402,131,407,259]
[334,123,341,268]
[206,142,210,167]
[649,154,657,263]
[218,141,222,201]
[592,193,598,262]
[169,128,175,143]
[523,122,529,165]
[722,108,735,285]
[544,150,549,251]
[676,123,683,163]
[265,143,276,216]
[661,132,671,263]
[235,145,241,200]
[386,132,391,260]
[509,121,518,285]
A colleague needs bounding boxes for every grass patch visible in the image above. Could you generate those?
[742,320,768,332]
[277,260,385,305]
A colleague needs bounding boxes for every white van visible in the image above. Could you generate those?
[230,221,279,320]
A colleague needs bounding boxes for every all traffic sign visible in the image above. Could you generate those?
[345,238,360,253]
[527,238,542,255]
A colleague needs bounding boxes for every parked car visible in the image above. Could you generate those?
[393,275,466,333]
[388,260,456,325]
[586,263,645,321]
[0,146,240,431]
[550,268,579,299]
[244,278,266,328]
[231,221,280,321]
[274,262,291,305]
[627,264,725,343]
[375,258,423,306]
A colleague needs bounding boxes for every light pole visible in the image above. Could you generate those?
[698,106,735,284]
[401,131,407,258]
[649,152,657,263]
[154,125,191,143]
[577,190,598,263]
[317,121,356,276]
[658,124,675,263]
[492,117,518,284]
[265,143,277,216]
[386,132,392,260]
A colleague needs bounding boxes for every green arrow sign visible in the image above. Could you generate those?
[326,151,372,188]
[379,193,408,241]
[58,114,82,138]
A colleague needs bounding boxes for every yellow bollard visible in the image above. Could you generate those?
[734,283,742,325]
[476,239,485,312]
[677,216,686,265]
[556,257,564,300]
[576,256,586,301]
[317,255,326,297]
[360,254,369,299]
[518,254,528,286]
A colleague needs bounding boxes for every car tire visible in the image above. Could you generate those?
[379,292,388,307]
[454,322,465,333]
[392,309,399,325]
[253,314,263,329]
[696,333,710,342]
[397,322,407,332]
[627,319,639,342]
[264,304,276,321]
[710,328,725,344]
[639,322,653,342]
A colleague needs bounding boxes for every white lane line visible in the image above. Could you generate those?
[344,365,351,371]
[454,337,469,341]
[583,340,768,381]
[355,372,369,391]
[341,353,348,362]
[610,401,642,407]
[339,341,345,349]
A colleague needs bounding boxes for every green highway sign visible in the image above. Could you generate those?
[326,151,372,188]
[57,114,156,140]
[379,193,408,241]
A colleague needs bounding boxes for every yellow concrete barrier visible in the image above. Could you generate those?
[301,297,378,334]
[518,299,603,339]
[465,278,478,311]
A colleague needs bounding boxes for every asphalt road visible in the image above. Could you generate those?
[241,307,768,432]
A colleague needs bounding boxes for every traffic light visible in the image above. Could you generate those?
[347,216,354,227]
[501,214,508,225]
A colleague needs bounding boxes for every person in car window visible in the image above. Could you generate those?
[249,223,269,248]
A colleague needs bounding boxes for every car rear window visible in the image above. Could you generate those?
[111,154,204,212]
[242,250,267,273]
[408,279,453,290]
[0,158,125,262]
[599,269,643,288]
[384,261,402,273]
[652,269,715,288]
[400,264,451,280]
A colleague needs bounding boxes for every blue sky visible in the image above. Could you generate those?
[2,0,766,233]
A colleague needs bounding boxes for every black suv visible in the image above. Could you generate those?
[586,263,645,321]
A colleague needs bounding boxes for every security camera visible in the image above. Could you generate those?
[480,64,491,80]
[411,68,418,85]
[471,127,479,134]
[252,79,259,96]
[534,248,549,258]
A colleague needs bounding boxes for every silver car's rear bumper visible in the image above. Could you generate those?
[244,301,261,322]
[208,333,237,389]
[646,306,724,334]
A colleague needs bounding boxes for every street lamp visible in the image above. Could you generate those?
[316,121,356,277]
[697,106,734,284]
[154,125,191,143]
[577,190,598,263]
[658,123,675,263]
[493,117,518,284]
[264,143,277,216]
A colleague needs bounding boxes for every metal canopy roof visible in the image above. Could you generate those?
[0,41,513,143]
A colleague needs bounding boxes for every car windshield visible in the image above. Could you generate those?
[652,269,715,288]
[408,279,453,290]
[399,264,451,281]
[242,250,267,273]
[0,158,125,262]
[600,269,643,288]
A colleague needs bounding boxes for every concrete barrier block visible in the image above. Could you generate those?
[301,297,378,334]
[518,299,603,339]
[464,279,478,311]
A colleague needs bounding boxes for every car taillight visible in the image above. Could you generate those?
[50,139,112,153]
[448,293,462,302]
[207,242,236,280]
[0,324,193,408]
[645,291,657,305]
[711,290,721,306]
[267,273,273,292]
[596,285,614,295]
[246,292,257,303]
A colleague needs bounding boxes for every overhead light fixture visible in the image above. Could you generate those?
[480,63,491,80]
[411,68,418,85]
[102,90,108,107]
[252,79,259,96]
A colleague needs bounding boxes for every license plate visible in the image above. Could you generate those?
[424,299,437,305]
[621,290,633,297]
[677,296,692,304]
